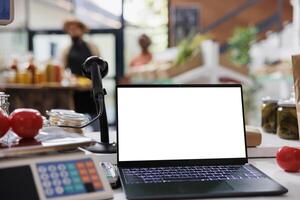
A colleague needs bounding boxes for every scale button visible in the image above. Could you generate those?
[81,175,91,183]
[76,162,85,169]
[55,186,64,195]
[52,179,62,186]
[41,173,49,180]
[85,161,94,168]
[72,176,82,184]
[50,172,59,179]
[60,171,69,178]
[38,166,47,173]
[57,164,67,171]
[67,163,76,170]
[42,180,52,188]
[69,170,79,177]
[93,181,103,190]
[62,177,72,185]
[74,184,85,192]
[88,168,97,175]
[48,165,57,172]
[79,169,88,176]
[45,188,54,196]
[91,174,99,182]
[64,185,74,194]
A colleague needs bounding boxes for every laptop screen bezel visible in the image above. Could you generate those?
[116,84,248,168]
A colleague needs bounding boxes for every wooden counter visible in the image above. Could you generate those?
[0,83,91,115]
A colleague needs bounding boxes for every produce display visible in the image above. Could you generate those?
[0,108,43,138]
[276,146,300,172]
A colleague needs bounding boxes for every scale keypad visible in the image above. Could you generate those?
[37,158,103,198]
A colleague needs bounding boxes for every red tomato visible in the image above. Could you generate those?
[0,109,10,137]
[10,108,43,138]
[276,146,300,172]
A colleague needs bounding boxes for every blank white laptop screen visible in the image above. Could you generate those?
[117,86,247,162]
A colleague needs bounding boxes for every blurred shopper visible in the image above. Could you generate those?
[130,34,152,67]
[62,19,99,118]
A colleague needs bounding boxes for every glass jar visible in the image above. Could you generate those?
[0,92,10,114]
[261,98,278,133]
[277,100,299,140]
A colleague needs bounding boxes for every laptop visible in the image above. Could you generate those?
[116,84,288,199]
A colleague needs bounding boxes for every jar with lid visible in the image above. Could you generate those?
[261,98,278,133]
[0,92,9,114]
[277,100,299,140]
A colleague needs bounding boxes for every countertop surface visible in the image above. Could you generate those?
[84,132,300,199]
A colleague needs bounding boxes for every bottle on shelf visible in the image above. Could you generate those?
[10,58,18,72]
[53,64,63,83]
[45,60,55,83]
[27,57,37,84]
[10,58,19,83]
[45,60,63,84]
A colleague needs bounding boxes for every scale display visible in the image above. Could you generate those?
[0,166,39,199]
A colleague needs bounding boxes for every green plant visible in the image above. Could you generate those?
[175,34,208,65]
[228,26,258,66]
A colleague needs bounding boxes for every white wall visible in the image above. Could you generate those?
[28,0,75,30]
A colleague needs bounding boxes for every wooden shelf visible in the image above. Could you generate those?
[0,83,91,91]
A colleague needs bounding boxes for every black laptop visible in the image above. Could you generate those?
[116,84,287,199]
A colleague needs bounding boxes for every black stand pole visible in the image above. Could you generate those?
[84,89,117,154]
[100,99,109,143]
[81,56,117,154]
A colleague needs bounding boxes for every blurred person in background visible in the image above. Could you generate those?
[129,34,153,67]
[62,19,100,127]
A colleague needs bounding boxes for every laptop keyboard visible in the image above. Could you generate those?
[122,165,265,184]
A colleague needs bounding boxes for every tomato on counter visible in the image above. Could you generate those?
[276,146,300,172]
[0,109,10,137]
[10,108,43,138]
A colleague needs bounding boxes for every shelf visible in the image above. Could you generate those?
[0,83,91,91]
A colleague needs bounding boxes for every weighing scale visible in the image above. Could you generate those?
[0,127,114,200]
[0,152,113,200]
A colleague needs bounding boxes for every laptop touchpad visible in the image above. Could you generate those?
[178,181,234,194]
[128,181,233,198]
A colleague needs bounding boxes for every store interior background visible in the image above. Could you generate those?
[0,0,298,138]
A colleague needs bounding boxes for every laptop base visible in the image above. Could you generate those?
[119,164,287,199]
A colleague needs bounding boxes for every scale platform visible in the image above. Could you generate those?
[0,127,95,158]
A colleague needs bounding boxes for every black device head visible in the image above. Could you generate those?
[82,56,108,79]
